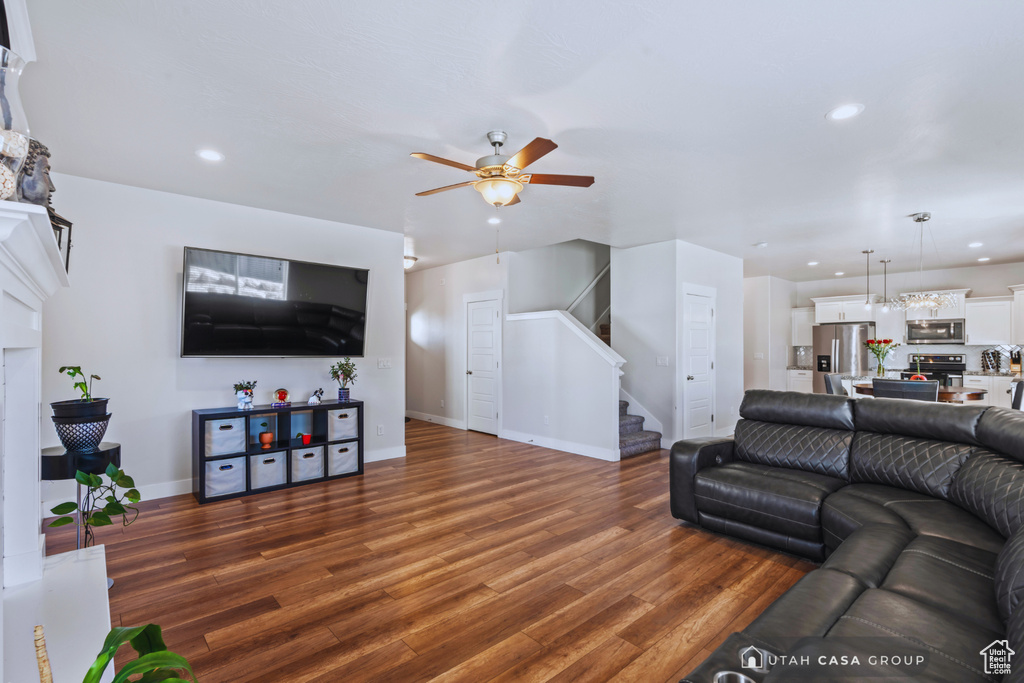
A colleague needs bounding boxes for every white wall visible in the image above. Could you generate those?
[795,261,1024,306]
[405,253,507,427]
[612,239,745,443]
[744,276,795,391]
[507,239,609,315]
[41,174,406,506]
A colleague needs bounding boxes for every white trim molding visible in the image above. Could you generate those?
[500,429,619,462]
[406,410,467,430]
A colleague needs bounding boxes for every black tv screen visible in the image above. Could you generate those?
[181,247,368,357]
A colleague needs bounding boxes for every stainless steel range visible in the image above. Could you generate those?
[901,354,966,387]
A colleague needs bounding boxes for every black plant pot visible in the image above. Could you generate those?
[51,413,111,452]
[50,398,109,419]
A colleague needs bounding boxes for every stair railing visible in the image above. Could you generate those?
[566,262,610,317]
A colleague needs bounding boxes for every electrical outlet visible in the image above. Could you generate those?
[544,415,549,425]
[440,399,444,408]
[439,278,446,286]
[377,424,384,436]
[754,352,765,360]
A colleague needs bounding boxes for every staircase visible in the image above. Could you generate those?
[598,322,611,346]
[619,400,662,458]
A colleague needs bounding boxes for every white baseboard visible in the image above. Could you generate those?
[500,429,619,462]
[42,477,193,517]
[406,410,466,430]
[364,445,406,463]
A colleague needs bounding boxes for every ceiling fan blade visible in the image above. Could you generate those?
[504,137,557,171]
[410,152,478,173]
[520,173,595,187]
[415,180,477,196]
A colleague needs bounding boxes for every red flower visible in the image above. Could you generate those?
[866,340,876,345]
[883,339,892,344]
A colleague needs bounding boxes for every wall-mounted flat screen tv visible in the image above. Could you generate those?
[181,247,368,357]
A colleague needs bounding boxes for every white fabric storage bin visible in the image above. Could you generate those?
[249,452,287,489]
[291,446,324,482]
[205,456,246,497]
[328,442,359,476]
[205,417,246,456]
[327,407,359,441]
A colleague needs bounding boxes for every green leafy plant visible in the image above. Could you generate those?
[48,463,141,548]
[58,365,101,401]
[233,380,257,393]
[329,358,358,388]
[260,421,269,431]
[84,623,195,683]
[295,432,304,438]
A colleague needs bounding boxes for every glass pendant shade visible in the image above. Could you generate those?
[403,256,418,270]
[890,291,958,312]
[474,177,522,206]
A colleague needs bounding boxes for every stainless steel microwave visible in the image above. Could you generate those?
[905,319,965,345]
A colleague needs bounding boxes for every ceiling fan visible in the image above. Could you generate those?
[411,131,595,207]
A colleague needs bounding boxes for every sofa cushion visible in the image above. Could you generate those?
[977,406,1024,462]
[829,588,1002,683]
[995,527,1024,623]
[950,450,1024,538]
[698,513,827,561]
[821,523,915,588]
[740,389,855,430]
[850,431,974,499]
[735,420,852,479]
[694,462,845,542]
[853,396,986,446]
[822,484,1005,553]
[880,536,1001,633]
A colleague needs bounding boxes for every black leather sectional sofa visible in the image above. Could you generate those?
[671,390,1024,682]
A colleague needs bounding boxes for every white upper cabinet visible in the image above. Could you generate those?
[791,307,814,346]
[965,298,1013,345]
[812,295,880,324]
[900,289,970,320]
[1012,285,1024,345]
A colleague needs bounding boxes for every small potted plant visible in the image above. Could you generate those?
[864,339,900,377]
[329,357,358,402]
[48,462,141,549]
[234,380,257,410]
[82,623,195,683]
[51,366,110,452]
[258,421,274,448]
[296,431,312,445]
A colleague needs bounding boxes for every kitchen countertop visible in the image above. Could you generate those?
[787,366,813,371]
[963,370,1016,376]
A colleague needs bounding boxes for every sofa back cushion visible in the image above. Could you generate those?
[996,526,1024,622]
[853,397,985,446]
[734,420,852,479]
[977,407,1024,463]
[850,432,974,499]
[740,390,855,430]
[950,450,1024,539]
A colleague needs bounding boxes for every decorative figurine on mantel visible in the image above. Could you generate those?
[307,388,324,405]
[17,138,74,271]
[233,380,256,409]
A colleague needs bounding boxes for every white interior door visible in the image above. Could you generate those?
[682,290,715,438]
[466,298,501,434]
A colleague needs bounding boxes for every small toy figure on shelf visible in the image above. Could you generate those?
[272,387,290,407]
[233,380,256,410]
[329,358,357,402]
[307,388,324,405]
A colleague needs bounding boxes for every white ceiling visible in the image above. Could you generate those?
[21,1,1024,280]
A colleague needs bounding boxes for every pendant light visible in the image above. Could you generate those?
[879,259,892,312]
[862,249,874,310]
[889,213,958,312]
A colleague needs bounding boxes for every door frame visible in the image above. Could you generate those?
[463,290,503,435]
[675,283,717,441]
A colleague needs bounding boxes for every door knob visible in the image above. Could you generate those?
[687,375,694,380]
[466,370,473,375]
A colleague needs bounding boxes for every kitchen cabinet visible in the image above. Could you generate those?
[900,289,970,321]
[1011,285,1024,345]
[811,295,880,324]
[965,298,1013,345]
[993,376,1014,409]
[963,376,992,406]
[787,369,813,393]
[791,307,814,346]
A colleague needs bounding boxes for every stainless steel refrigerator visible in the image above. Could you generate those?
[812,322,875,394]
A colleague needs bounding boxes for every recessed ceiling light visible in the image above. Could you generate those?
[978,257,991,262]
[807,261,819,266]
[196,148,225,162]
[826,103,865,121]
[834,271,845,276]
[488,217,501,225]
[968,242,983,248]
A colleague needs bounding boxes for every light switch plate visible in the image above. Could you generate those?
[656,356,669,366]
[754,353,765,360]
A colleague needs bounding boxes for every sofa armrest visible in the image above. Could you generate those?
[669,437,735,523]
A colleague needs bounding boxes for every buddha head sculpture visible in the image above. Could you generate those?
[17,138,53,206]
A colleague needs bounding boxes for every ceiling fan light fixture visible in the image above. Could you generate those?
[475,177,523,207]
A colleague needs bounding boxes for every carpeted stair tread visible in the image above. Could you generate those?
[619,430,662,458]
[619,414,645,435]
[619,400,628,416]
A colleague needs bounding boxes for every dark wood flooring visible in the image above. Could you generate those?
[45,419,815,682]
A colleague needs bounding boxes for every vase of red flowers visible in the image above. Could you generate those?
[865,339,899,377]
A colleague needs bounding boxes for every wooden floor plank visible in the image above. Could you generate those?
[45,419,816,682]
